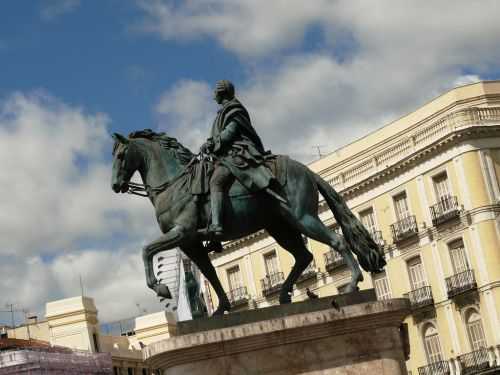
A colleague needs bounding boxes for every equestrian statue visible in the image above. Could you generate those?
[111,80,386,315]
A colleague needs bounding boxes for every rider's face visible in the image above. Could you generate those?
[214,90,224,104]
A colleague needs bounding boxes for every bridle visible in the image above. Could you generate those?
[118,141,202,198]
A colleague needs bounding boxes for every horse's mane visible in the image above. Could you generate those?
[129,129,195,165]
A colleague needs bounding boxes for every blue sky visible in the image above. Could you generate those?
[0,1,243,140]
[1,0,500,324]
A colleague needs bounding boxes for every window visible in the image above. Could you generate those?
[465,309,487,350]
[433,173,451,201]
[360,208,377,234]
[128,368,135,375]
[264,251,279,276]
[373,271,392,300]
[394,192,410,220]
[448,239,469,274]
[423,323,444,364]
[227,266,242,291]
[407,257,427,290]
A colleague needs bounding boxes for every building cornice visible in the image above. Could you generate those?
[325,106,500,198]
[311,89,500,175]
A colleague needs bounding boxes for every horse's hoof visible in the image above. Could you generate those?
[279,294,292,304]
[155,284,172,299]
[211,303,230,316]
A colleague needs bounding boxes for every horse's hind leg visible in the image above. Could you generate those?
[297,214,363,293]
[277,200,363,293]
[180,242,231,316]
[266,223,313,304]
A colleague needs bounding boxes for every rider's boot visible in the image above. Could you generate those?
[208,191,224,239]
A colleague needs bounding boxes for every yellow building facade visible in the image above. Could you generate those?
[205,81,500,375]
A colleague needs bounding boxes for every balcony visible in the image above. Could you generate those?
[324,251,346,273]
[228,286,248,307]
[261,272,284,297]
[417,360,450,375]
[296,260,317,283]
[391,215,418,243]
[458,348,491,375]
[404,286,434,310]
[445,269,477,299]
[430,196,460,226]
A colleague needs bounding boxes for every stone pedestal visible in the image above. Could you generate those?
[144,294,410,375]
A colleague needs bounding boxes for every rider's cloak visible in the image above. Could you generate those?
[209,98,275,192]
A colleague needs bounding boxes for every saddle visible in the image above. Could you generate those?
[187,154,289,198]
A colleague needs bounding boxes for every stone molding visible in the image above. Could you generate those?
[144,299,410,369]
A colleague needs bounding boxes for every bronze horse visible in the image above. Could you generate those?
[111,130,385,315]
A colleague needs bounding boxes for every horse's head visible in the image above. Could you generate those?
[111,133,139,193]
[111,129,195,195]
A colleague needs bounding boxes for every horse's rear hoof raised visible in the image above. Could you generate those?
[279,292,292,305]
[211,302,231,316]
[154,283,172,299]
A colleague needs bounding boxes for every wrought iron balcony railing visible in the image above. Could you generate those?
[430,195,460,226]
[324,250,346,273]
[391,215,418,243]
[296,260,317,283]
[445,269,477,299]
[403,285,434,310]
[228,286,248,306]
[458,348,490,375]
[417,360,450,375]
[261,272,284,296]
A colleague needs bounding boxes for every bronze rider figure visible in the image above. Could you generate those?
[200,80,280,238]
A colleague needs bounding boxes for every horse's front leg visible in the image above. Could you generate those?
[180,242,231,316]
[143,225,186,298]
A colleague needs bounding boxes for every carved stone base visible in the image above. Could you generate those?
[144,295,410,375]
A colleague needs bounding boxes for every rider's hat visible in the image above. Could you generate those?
[215,80,235,99]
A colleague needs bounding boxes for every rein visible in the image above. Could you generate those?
[125,153,201,198]
[126,172,186,198]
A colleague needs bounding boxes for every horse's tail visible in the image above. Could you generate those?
[314,173,386,273]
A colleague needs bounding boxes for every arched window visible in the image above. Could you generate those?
[465,309,487,350]
[423,323,444,364]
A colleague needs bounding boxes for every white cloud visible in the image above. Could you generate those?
[452,75,481,87]
[0,92,166,323]
[0,245,165,323]
[0,91,157,255]
[136,1,500,61]
[40,0,81,21]
[135,0,331,58]
[155,80,215,151]
[145,1,500,161]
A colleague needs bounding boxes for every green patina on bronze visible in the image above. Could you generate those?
[110,81,386,316]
